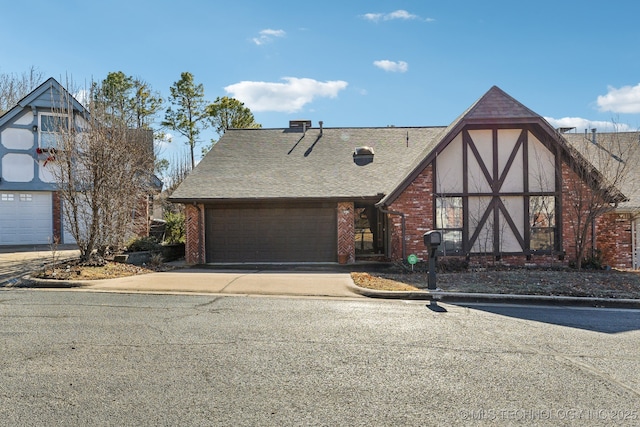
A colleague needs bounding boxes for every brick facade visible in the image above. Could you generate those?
[560,162,634,269]
[185,203,205,264]
[596,212,633,269]
[52,191,62,244]
[387,164,435,262]
[337,202,355,263]
[382,160,635,268]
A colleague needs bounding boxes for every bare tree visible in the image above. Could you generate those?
[47,79,156,262]
[562,128,640,269]
[0,67,45,114]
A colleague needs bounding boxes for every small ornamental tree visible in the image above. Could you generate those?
[562,128,640,269]
[49,79,156,262]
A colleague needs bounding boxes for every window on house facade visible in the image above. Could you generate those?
[435,196,463,254]
[39,114,68,149]
[1,193,15,202]
[19,194,32,202]
[529,195,555,251]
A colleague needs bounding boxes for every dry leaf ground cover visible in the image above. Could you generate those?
[31,260,171,281]
[351,268,640,299]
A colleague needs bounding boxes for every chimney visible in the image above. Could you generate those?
[591,128,597,144]
[289,120,312,133]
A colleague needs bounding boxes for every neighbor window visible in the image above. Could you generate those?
[39,114,68,149]
[529,196,555,251]
[436,196,463,253]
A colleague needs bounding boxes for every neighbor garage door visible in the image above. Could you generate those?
[0,191,53,245]
[205,204,337,262]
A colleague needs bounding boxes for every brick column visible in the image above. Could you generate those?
[52,191,62,244]
[185,204,205,264]
[337,202,355,263]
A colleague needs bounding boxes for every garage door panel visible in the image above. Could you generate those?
[205,205,337,263]
[0,192,53,245]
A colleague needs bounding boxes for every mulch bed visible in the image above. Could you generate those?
[371,269,640,299]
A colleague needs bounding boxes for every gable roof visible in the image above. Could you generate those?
[170,86,633,208]
[377,85,623,206]
[0,77,87,128]
[169,126,445,203]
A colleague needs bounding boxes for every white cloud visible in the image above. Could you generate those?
[544,116,633,132]
[224,77,349,113]
[597,84,640,113]
[252,28,286,45]
[361,9,433,22]
[373,60,408,73]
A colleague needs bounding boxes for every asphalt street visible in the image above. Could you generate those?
[1,290,639,426]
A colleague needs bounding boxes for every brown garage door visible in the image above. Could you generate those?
[205,205,337,262]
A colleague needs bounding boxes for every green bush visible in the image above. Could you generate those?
[126,235,161,252]
[164,211,185,244]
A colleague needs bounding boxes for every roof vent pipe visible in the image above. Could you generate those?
[591,128,597,144]
[319,120,323,135]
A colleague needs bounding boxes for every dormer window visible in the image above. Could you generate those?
[39,113,68,150]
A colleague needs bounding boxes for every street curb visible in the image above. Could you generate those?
[6,275,88,289]
[347,282,640,309]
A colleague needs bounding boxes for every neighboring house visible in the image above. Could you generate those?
[170,86,640,268]
[0,77,159,246]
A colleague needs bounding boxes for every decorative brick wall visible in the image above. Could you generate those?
[52,191,62,244]
[560,162,591,264]
[185,204,205,264]
[560,162,633,268]
[337,202,355,263]
[596,212,633,269]
[387,164,435,262]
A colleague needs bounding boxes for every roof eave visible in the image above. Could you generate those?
[168,195,384,205]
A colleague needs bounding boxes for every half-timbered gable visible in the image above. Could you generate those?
[378,86,627,265]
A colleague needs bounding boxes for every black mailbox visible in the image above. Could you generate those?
[423,230,442,256]
[423,230,442,290]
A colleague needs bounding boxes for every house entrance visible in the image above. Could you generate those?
[355,204,386,259]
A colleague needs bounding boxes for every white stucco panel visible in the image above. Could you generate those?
[498,129,524,192]
[14,111,34,125]
[1,128,34,150]
[38,160,57,183]
[468,130,493,171]
[436,133,463,193]
[528,133,555,192]
[2,153,35,182]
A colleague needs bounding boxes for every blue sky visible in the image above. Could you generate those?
[2,0,640,163]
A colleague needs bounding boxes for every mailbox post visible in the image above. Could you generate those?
[423,231,442,290]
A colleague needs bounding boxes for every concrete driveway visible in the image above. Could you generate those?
[0,246,362,298]
[82,269,362,298]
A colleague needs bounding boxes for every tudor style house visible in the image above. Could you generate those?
[0,77,160,246]
[170,87,640,269]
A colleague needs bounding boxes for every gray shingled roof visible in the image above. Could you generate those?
[170,126,445,202]
[563,131,640,209]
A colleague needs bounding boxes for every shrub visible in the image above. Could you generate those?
[164,211,185,244]
[126,236,161,252]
